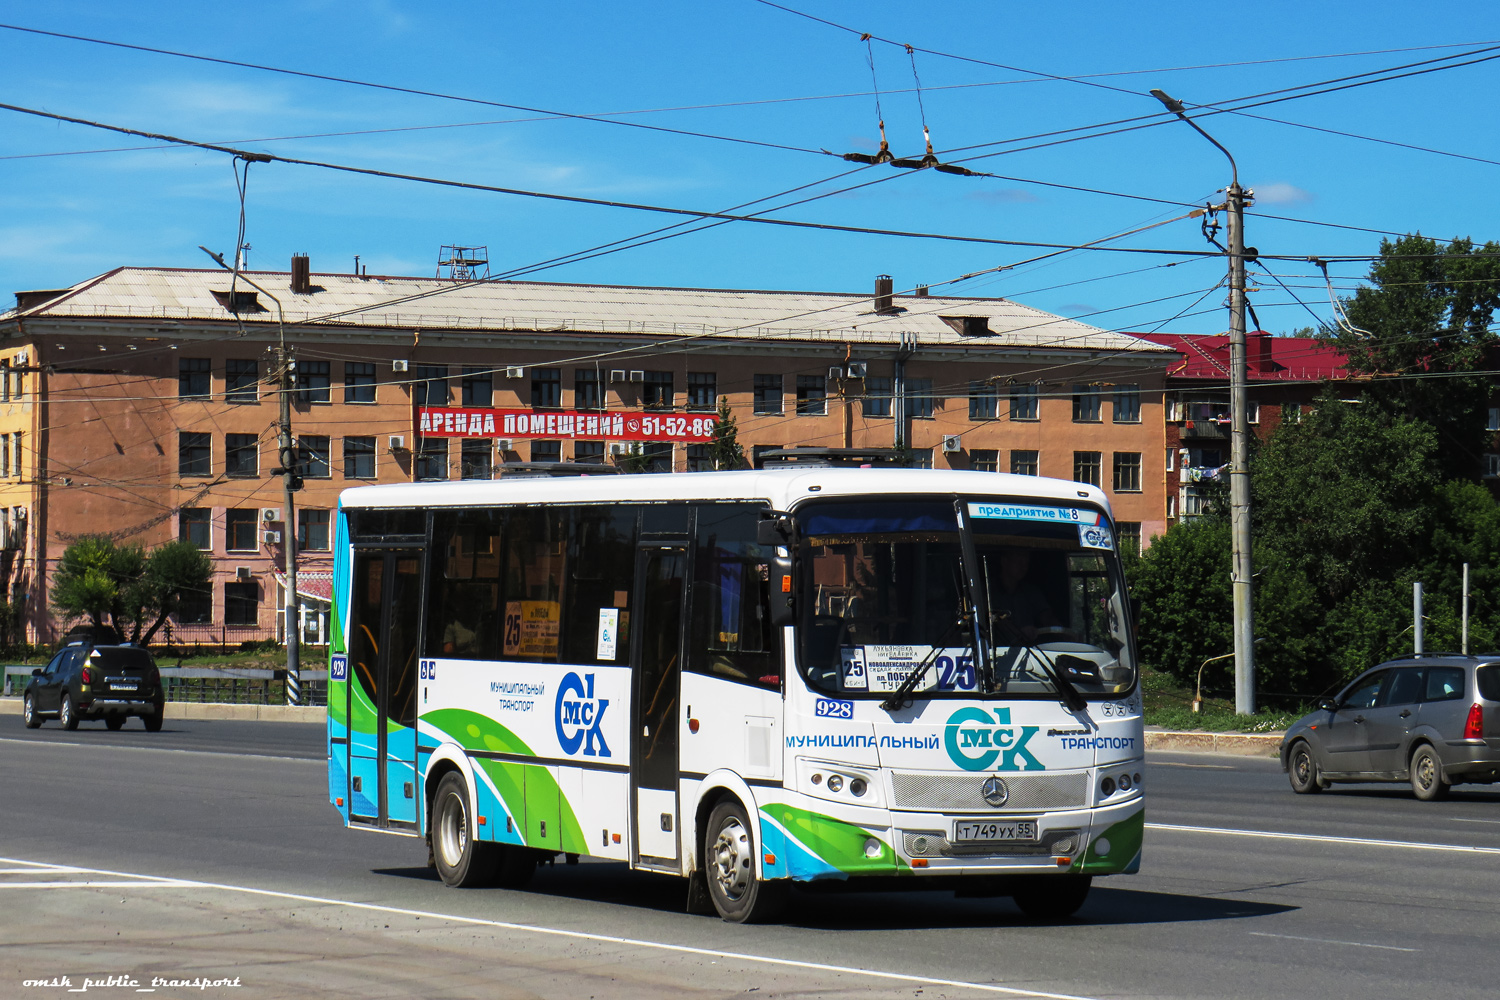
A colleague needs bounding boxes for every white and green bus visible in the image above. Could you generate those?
[326,468,1143,922]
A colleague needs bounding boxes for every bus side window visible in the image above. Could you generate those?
[688,503,779,690]
[426,509,503,660]
[562,505,639,664]
[500,508,568,663]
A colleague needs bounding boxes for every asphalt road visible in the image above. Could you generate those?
[3,715,1499,1000]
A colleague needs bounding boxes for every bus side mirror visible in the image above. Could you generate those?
[756,515,792,546]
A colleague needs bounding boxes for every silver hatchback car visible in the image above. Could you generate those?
[1281,655,1500,800]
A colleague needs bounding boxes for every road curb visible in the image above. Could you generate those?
[1146,729,1283,757]
[0,697,325,723]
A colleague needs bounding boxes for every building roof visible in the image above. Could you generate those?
[1134,331,1348,382]
[4,266,1176,355]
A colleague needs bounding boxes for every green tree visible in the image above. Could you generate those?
[617,443,650,474]
[1334,234,1500,481]
[50,536,212,646]
[708,396,745,470]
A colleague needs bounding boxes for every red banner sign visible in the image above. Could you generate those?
[417,406,717,443]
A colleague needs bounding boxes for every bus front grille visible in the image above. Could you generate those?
[889,771,1089,812]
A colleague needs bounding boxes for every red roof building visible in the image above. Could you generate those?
[1132,332,1349,528]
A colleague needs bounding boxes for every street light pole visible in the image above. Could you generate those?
[1151,89,1257,715]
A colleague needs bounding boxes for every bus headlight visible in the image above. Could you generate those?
[1100,776,1116,798]
[826,774,844,793]
[849,778,867,797]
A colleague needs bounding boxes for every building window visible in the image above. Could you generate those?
[179,432,211,477]
[1166,447,1177,473]
[753,374,783,415]
[686,372,717,411]
[1487,454,1500,479]
[175,586,212,625]
[752,443,779,469]
[969,381,998,420]
[225,360,258,403]
[686,443,713,471]
[1010,383,1039,421]
[224,581,259,626]
[525,367,559,408]
[179,358,211,399]
[574,440,605,463]
[530,440,561,464]
[225,434,258,478]
[299,509,331,551]
[1184,487,1206,517]
[1248,401,1261,425]
[1167,494,1178,518]
[908,378,935,419]
[1489,408,1500,432]
[1011,450,1039,476]
[414,365,449,406]
[461,439,493,479]
[1113,384,1141,423]
[909,449,934,469]
[301,436,331,478]
[344,437,376,479]
[1116,521,1142,555]
[796,375,826,416]
[345,362,376,403]
[1,434,9,477]
[416,439,448,480]
[1074,451,1102,487]
[1073,384,1102,422]
[1113,452,1142,492]
[225,509,259,552]
[971,449,998,472]
[296,360,331,404]
[574,369,603,410]
[180,508,211,550]
[643,441,673,472]
[642,371,674,411]
[864,375,892,418]
[13,432,21,479]
[462,366,493,406]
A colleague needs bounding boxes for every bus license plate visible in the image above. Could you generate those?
[952,819,1037,843]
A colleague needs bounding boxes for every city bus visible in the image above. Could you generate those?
[325,468,1143,922]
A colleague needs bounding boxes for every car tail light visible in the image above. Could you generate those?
[81,667,94,684]
[1465,703,1484,740]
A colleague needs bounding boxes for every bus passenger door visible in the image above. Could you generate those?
[630,544,687,869]
[346,549,423,829]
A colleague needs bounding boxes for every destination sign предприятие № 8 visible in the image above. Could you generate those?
[416,406,717,443]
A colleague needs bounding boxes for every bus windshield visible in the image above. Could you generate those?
[796,497,1135,701]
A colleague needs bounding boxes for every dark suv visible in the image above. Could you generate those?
[21,642,165,731]
[1281,655,1500,800]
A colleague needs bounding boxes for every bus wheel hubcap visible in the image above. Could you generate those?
[712,819,752,900]
[440,795,467,867]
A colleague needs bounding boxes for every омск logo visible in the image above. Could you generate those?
[944,706,1043,771]
[555,672,611,757]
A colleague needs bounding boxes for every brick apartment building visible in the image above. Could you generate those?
[0,261,1179,643]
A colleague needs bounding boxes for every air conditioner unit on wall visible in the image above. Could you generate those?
[628,371,645,383]
[609,370,627,383]
[235,566,252,580]
[846,361,867,378]
[942,435,963,454]
[260,507,282,523]
[609,443,628,456]
[263,530,282,544]
[495,439,513,451]
[505,366,526,379]
[392,359,409,372]
[828,366,844,380]
[388,435,406,451]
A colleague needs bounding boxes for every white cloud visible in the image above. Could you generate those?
[1255,182,1314,205]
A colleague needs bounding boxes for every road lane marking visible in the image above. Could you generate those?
[1150,762,1235,769]
[1149,822,1500,854]
[0,866,86,874]
[0,736,320,763]
[1450,817,1500,825]
[1249,931,1415,952]
[0,881,196,888]
[0,856,1103,1000]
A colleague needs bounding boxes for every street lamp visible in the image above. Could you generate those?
[1151,89,1258,716]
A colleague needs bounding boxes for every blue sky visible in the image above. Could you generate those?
[2,1,1499,334]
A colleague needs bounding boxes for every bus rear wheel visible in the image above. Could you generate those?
[431,772,498,888]
[704,799,785,923]
[1011,874,1092,920]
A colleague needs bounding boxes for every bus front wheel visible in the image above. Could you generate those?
[431,772,499,888]
[704,799,785,923]
[1011,874,1091,920]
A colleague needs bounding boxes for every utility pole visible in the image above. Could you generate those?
[1152,89,1257,714]
[277,346,301,706]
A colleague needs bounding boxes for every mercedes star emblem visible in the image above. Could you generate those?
[981,776,1009,807]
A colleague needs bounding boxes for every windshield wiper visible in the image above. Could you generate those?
[989,611,1088,713]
